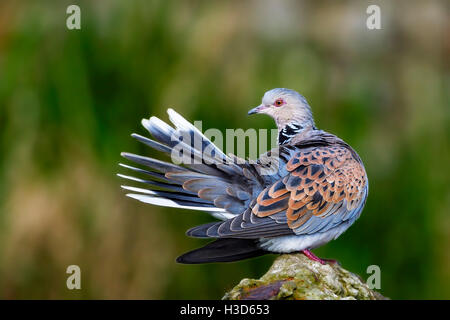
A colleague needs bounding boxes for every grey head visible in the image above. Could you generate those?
[248,88,315,131]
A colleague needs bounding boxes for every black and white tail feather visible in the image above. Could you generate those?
[119,109,285,263]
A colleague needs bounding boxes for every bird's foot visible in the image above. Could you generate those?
[301,250,339,266]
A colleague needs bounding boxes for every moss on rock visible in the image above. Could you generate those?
[223,254,387,300]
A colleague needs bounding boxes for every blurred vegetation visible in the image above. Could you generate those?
[0,0,448,299]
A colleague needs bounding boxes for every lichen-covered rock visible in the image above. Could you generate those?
[223,254,387,300]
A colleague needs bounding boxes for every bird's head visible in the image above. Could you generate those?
[248,88,315,130]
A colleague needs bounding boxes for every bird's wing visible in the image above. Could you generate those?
[187,145,368,238]
[119,109,267,219]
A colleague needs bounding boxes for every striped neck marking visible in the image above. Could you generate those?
[278,123,304,145]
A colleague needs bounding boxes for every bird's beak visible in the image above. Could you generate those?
[248,104,267,115]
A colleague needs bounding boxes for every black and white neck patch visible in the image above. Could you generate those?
[278,123,304,145]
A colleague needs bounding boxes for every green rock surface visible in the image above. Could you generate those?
[223,254,387,300]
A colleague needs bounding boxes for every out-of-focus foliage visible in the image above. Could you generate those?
[0,0,448,299]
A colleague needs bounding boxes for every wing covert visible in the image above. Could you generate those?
[253,145,368,234]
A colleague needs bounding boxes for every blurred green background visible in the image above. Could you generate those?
[0,0,448,299]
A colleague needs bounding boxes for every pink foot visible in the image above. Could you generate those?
[301,250,339,265]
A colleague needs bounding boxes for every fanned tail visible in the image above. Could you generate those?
[119,109,260,220]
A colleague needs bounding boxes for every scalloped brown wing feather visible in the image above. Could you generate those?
[252,146,367,231]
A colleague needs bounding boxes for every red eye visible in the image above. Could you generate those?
[274,99,284,107]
